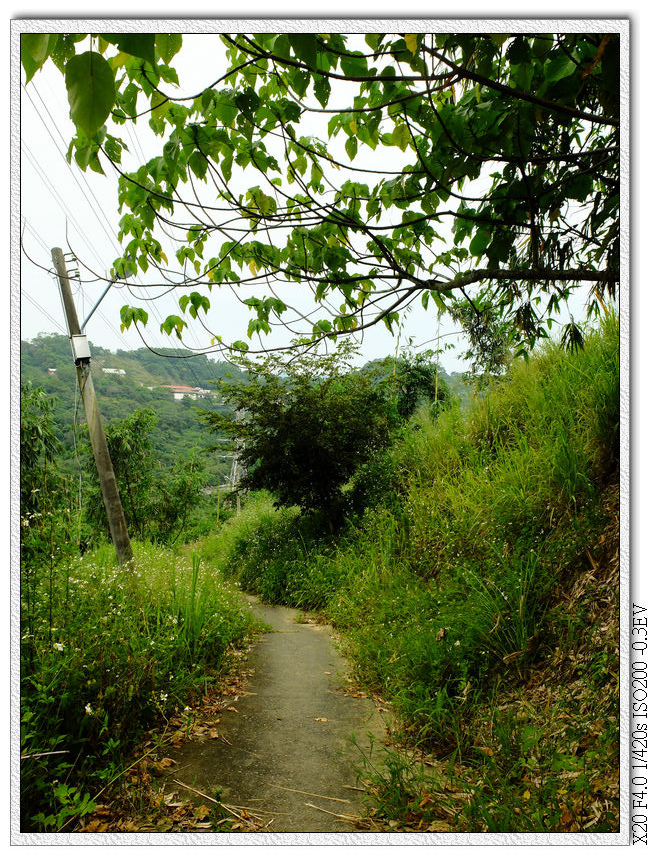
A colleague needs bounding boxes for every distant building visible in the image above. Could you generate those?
[47,368,57,375]
[102,368,126,376]
[159,384,214,401]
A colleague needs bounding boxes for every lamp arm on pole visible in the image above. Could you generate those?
[80,279,116,333]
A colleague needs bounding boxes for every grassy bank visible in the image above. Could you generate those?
[196,312,620,831]
[20,543,259,831]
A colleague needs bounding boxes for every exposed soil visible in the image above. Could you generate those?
[155,596,390,833]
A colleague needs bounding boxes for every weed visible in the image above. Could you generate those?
[20,542,257,831]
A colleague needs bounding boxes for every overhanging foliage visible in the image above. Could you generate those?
[22,30,621,357]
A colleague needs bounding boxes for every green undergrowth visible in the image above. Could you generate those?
[20,542,259,832]
[198,312,620,831]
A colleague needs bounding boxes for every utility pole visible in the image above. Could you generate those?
[51,248,134,568]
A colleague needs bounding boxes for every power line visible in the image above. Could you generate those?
[23,80,269,362]
[21,218,51,259]
[21,288,66,335]
[21,141,91,249]
[23,82,123,261]
[24,75,234,360]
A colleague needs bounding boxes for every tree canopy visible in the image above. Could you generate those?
[205,348,398,517]
[22,30,620,358]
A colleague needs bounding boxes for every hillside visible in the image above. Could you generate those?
[20,333,247,485]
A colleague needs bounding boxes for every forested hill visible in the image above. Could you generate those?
[20,333,248,485]
[20,332,244,390]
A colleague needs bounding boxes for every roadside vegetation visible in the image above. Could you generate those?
[20,542,259,832]
[19,384,259,831]
[195,312,621,832]
[19,313,619,832]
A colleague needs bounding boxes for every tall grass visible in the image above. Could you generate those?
[20,541,257,831]
[211,314,619,756]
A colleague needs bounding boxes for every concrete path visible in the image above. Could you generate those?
[162,597,388,833]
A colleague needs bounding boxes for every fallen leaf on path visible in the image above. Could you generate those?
[150,757,177,775]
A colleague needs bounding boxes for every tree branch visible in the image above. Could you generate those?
[425,46,619,128]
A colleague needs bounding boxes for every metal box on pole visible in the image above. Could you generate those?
[70,333,91,364]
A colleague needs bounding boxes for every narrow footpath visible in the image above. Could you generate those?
[160,597,389,833]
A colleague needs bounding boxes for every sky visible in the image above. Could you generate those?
[17,20,608,374]
[18,29,476,370]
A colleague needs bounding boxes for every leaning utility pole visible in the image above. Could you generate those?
[51,248,134,567]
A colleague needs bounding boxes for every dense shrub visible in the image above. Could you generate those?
[204,347,400,522]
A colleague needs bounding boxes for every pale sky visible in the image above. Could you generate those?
[17,22,605,373]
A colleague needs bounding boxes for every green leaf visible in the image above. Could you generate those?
[120,305,148,331]
[544,53,577,84]
[48,34,82,73]
[485,233,513,266]
[511,61,534,91]
[88,152,105,174]
[65,51,116,138]
[345,136,358,161]
[117,82,139,119]
[340,53,369,78]
[313,74,331,108]
[189,291,210,315]
[160,314,186,338]
[155,33,183,64]
[221,152,233,182]
[235,87,260,119]
[213,90,238,126]
[189,150,209,180]
[469,228,492,258]
[150,94,169,124]
[532,35,554,58]
[288,34,318,69]
[120,305,133,330]
[288,68,310,98]
[21,34,55,83]
[103,34,156,67]
[391,123,410,151]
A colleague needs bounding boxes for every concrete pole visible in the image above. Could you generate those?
[51,248,134,568]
